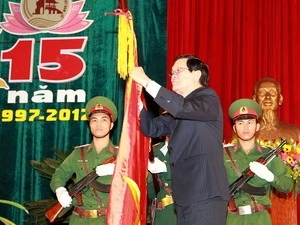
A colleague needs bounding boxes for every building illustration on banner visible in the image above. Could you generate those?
[0,0,94,122]
[0,0,93,35]
[24,0,71,30]
[34,0,64,16]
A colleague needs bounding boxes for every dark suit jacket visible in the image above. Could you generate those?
[140,86,229,206]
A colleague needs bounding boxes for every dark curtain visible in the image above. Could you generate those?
[167,0,300,224]
[0,0,166,224]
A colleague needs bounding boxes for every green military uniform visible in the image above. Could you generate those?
[147,141,177,225]
[50,142,118,225]
[225,98,294,225]
[224,143,293,225]
[50,96,118,225]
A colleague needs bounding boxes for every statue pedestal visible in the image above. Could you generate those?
[269,189,297,225]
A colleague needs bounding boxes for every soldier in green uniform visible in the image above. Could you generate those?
[224,98,293,225]
[147,136,177,225]
[50,96,118,225]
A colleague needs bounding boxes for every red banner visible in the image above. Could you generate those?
[107,78,149,225]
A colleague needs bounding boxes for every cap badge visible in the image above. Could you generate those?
[240,106,248,114]
[95,104,103,110]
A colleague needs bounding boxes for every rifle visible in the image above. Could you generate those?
[150,198,157,225]
[229,138,286,197]
[45,155,116,223]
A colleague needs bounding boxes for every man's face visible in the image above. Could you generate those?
[170,58,200,96]
[234,119,259,141]
[255,81,282,112]
[89,112,113,138]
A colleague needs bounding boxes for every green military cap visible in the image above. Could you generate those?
[229,98,262,121]
[85,96,118,122]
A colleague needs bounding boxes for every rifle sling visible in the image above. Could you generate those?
[79,147,112,192]
[154,175,172,194]
[80,147,103,206]
[224,146,266,196]
[241,183,266,196]
[224,147,241,176]
[89,180,111,193]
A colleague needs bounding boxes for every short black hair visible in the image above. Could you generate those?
[174,54,209,87]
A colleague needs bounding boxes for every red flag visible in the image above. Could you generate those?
[106,9,150,225]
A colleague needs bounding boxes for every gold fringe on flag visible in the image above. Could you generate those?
[117,10,136,79]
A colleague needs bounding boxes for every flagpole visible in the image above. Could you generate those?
[118,0,128,12]
[106,1,150,224]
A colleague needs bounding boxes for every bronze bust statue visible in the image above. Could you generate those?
[253,77,300,140]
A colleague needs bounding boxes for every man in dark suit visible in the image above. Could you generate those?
[129,54,229,225]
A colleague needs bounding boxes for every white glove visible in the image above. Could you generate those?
[148,157,167,174]
[249,161,274,182]
[96,163,115,176]
[55,187,72,208]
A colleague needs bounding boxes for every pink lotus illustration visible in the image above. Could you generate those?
[0,0,93,35]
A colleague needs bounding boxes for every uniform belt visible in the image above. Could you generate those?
[156,195,174,210]
[228,204,268,215]
[73,207,107,218]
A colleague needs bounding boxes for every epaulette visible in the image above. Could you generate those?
[110,145,119,153]
[223,143,235,148]
[152,142,162,147]
[74,143,90,149]
[257,144,263,153]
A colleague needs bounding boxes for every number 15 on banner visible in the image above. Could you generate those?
[1,37,88,83]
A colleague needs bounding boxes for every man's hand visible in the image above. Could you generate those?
[129,67,152,88]
[96,163,115,176]
[55,187,72,208]
[249,161,274,182]
[148,157,167,174]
